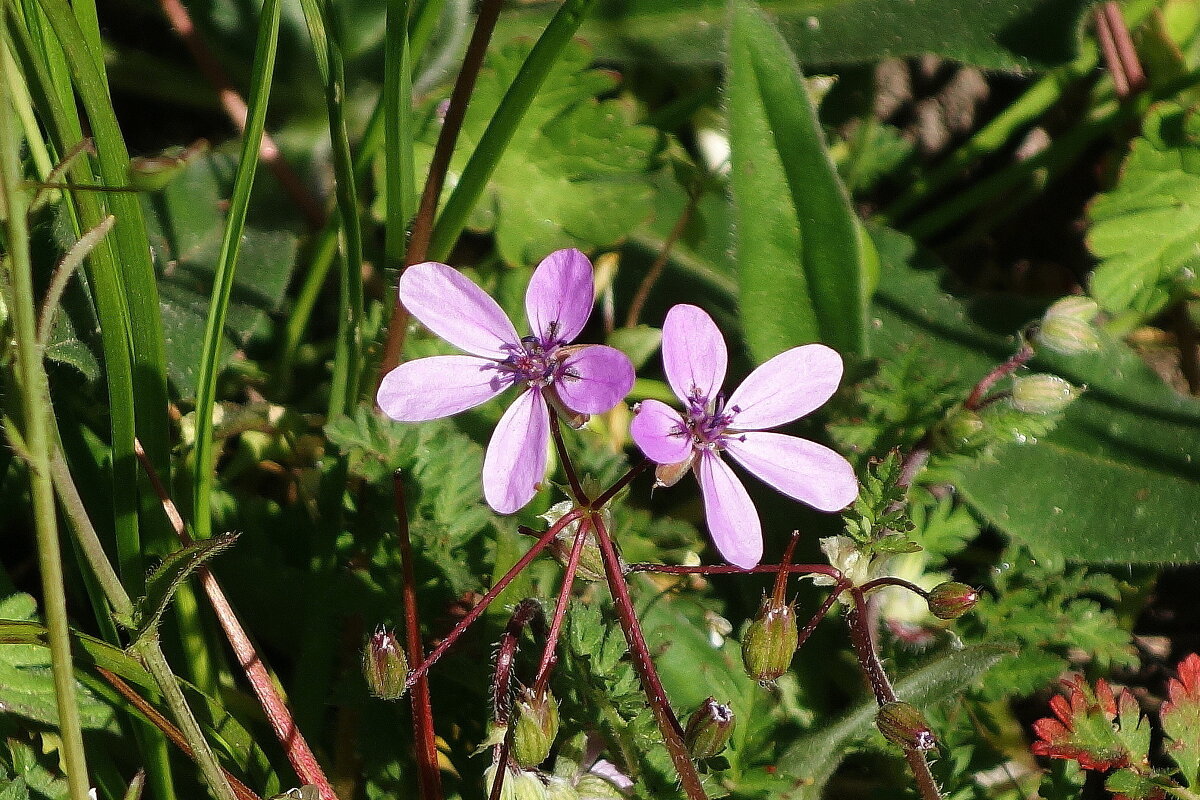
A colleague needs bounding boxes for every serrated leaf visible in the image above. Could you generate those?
[0,776,29,800]
[143,150,297,398]
[0,594,116,731]
[132,533,240,643]
[1031,676,1147,772]
[493,0,1094,72]
[1162,653,1200,787]
[776,643,1012,799]
[727,0,867,360]
[415,40,659,267]
[1087,104,1200,318]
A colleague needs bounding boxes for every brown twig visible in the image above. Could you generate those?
[134,440,340,800]
[392,475,444,800]
[624,188,700,329]
[590,511,708,800]
[1096,2,1146,102]
[96,668,263,800]
[155,0,324,228]
[377,0,507,387]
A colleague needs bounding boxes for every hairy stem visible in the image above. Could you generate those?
[590,512,708,800]
[392,475,443,800]
[548,407,588,505]
[532,518,589,694]
[964,342,1035,411]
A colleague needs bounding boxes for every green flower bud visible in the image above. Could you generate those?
[926,582,980,620]
[542,502,608,582]
[362,628,407,700]
[543,777,580,800]
[512,688,560,768]
[573,775,624,800]
[1036,297,1101,356]
[876,702,937,751]
[1011,374,1078,414]
[741,601,798,685]
[684,697,735,759]
[484,766,548,800]
[934,408,986,452]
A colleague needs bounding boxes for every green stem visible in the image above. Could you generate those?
[426,0,597,262]
[136,640,239,800]
[384,0,413,266]
[192,0,282,540]
[0,62,91,800]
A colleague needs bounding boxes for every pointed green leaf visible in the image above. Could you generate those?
[727,0,867,361]
[131,533,240,643]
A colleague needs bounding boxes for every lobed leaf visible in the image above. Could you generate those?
[1162,653,1200,788]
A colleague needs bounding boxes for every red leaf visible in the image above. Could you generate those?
[1030,674,1135,773]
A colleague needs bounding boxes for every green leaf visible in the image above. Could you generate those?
[142,150,297,399]
[775,643,1012,799]
[870,226,1200,564]
[493,0,1095,72]
[416,39,660,266]
[131,533,240,643]
[0,594,115,731]
[1087,103,1200,318]
[727,0,867,360]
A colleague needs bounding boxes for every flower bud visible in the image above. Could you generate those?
[1036,297,1101,356]
[541,502,607,582]
[683,697,735,759]
[573,775,624,800]
[543,777,580,800]
[1011,374,1078,414]
[927,582,980,620]
[741,601,799,684]
[362,628,407,700]
[875,702,937,751]
[933,408,986,452]
[483,766,548,800]
[512,688,559,768]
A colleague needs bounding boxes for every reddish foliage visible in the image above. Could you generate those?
[1162,653,1200,719]
[1031,675,1132,772]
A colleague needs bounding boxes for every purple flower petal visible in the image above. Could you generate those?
[377,355,510,422]
[630,399,692,464]
[525,249,594,345]
[726,344,844,430]
[724,431,858,512]
[399,262,520,359]
[482,388,549,514]
[554,345,635,415]
[662,304,727,406]
[696,452,762,569]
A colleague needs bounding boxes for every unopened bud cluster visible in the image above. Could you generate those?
[684,697,735,759]
[512,688,560,768]
[741,599,798,684]
[875,701,937,751]
[362,628,408,700]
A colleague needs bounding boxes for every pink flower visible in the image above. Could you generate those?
[630,305,858,568]
[377,250,635,514]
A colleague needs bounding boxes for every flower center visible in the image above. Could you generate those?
[682,390,739,450]
[501,335,564,388]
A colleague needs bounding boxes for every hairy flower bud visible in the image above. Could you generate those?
[684,697,735,759]
[927,582,980,620]
[512,688,560,768]
[741,600,799,684]
[541,502,607,582]
[484,766,549,800]
[1036,297,1101,356]
[362,628,407,700]
[1011,374,1078,414]
[875,702,937,751]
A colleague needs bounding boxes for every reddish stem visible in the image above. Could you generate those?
[377,0,507,385]
[590,511,708,800]
[627,562,843,580]
[548,406,589,505]
[859,576,929,599]
[845,588,942,800]
[963,342,1034,411]
[403,508,585,688]
[532,517,590,695]
[770,531,802,606]
[591,458,651,509]
[487,601,544,800]
[795,584,845,652]
[134,441,339,800]
[624,187,700,329]
[97,668,263,800]
[156,0,324,228]
[393,475,444,800]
